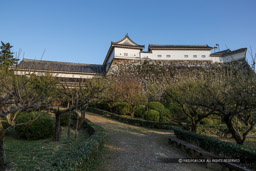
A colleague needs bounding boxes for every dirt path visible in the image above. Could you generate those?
[85,112,211,171]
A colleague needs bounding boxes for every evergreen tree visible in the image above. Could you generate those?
[0,41,18,66]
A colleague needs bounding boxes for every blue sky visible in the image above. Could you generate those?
[1,0,256,65]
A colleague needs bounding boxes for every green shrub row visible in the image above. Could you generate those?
[52,118,105,170]
[87,107,178,130]
[173,128,256,163]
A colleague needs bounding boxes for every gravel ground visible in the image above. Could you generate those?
[85,112,212,171]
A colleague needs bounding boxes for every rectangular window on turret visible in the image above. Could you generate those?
[124,53,128,56]
[157,55,162,58]
[166,55,171,58]
[184,55,188,58]
[201,55,206,58]
[193,55,197,58]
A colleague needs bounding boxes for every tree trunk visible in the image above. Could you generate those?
[0,130,6,171]
[54,113,61,142]
[130,106,135,118]
[191,124,197,133]
[224,117,244,144]
[67,107,71,144]
[77,110,86,129]
[75,117,79,139]
[191,120,200,133]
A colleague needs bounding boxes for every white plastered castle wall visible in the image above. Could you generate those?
[111,48,246,63]
[14,70,103,79]
[114,48,141,59]
[147,50,212,61]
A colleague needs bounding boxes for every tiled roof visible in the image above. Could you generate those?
[210,48,247,57]
[111,34,144,48]
[148,44,213,50]
[17,58,104,74]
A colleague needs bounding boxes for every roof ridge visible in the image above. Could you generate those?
[149,44,210,47]
[22,58,102,66]
[112,34,144,47]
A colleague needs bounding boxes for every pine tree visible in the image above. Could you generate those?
[0,41,18,66]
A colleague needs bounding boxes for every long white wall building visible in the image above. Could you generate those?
[103,34,247,72]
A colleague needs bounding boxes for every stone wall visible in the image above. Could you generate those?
[105,58,250,101]
[106,58,248,81]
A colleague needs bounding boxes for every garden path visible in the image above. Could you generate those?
[85,112,212,171]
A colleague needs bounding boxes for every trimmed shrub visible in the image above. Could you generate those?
[134,106,146,118]
[144,110,160,122]
[15,112,54,140]
[112,102,130,115]
[159,108,171,122]
[60,112,78,126]
[87,108,178,129]
[148,102,171,122]
[173,128,256,164]
[199,118,214,125]
[148,102,165,112]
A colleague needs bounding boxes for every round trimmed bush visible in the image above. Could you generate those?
[148,102,165,112]
[148,102,171,122]
[15,112,54,140]
[113,102,130,115]
[134,106,145,118]
[144,110,160,122]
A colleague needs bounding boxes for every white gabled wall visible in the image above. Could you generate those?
[211,52,245,63]
[221,52,245,63]
[114,48,141,59]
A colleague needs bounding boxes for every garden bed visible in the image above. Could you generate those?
[6,127,89,170]
[6,119,105,170]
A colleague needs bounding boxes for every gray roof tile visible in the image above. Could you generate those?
[17,59,104,74]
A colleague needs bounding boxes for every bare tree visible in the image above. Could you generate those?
[52,78,103,142]
[0,69,56,169]
[165,80,215,132]
[172,59,256,144]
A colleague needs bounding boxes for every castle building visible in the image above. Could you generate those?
[16,34,247,79]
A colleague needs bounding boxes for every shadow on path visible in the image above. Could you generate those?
[85,112,212,171]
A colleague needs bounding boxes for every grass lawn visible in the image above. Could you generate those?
[5,127,89,171]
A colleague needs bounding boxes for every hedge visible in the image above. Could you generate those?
[52,118,105,170]
[173,128,256,164]
[87,107,178,130]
